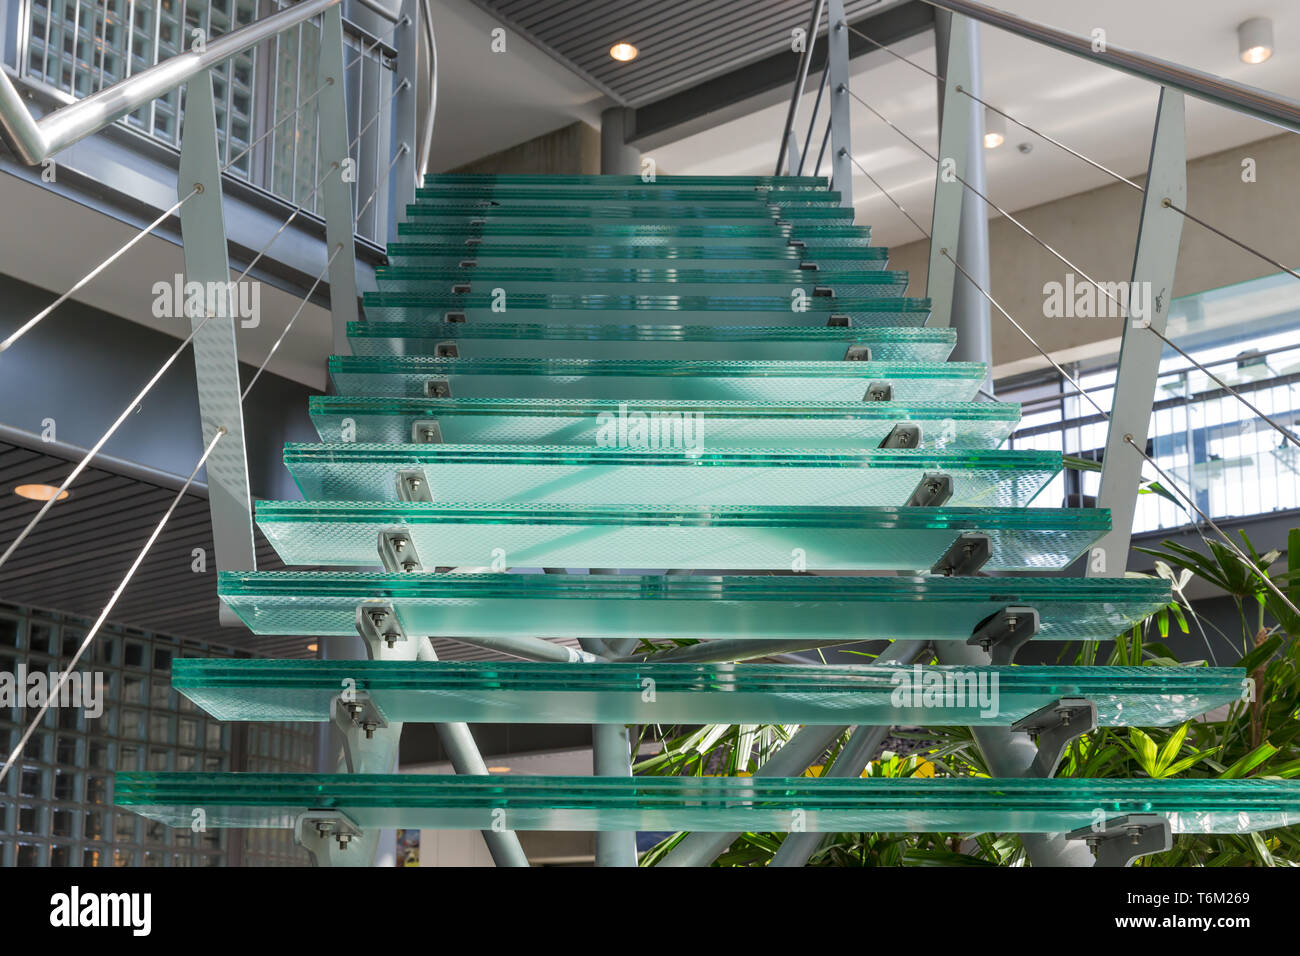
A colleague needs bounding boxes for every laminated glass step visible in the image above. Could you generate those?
[215,571,1170,646]
[385,240,891,270]
[175,658,1236,727]
[115,774,1300,834]
[361,291,929,327]
[415,186,842,204]
[374,265,910,298]
[308,397,1017,448]
[345,321,953,362]
[397,221,874,244]
[328,357,986,403]
[423,173,831,189]
[403,202,854,223]
[254,500,1109,571]
[282,444,1059,508]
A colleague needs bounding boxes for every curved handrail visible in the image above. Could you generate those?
[921,0,1300,133]
[417,0,438,180]
[0,0,341,164]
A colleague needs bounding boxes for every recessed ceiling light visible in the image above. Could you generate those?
[306,643,318,653]
[1239,18,1273,64]
[983,109,1006,149]
[14,483,69,502]
[609,42,638,62]
[487,765,511,773]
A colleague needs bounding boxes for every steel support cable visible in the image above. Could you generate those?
[0,428,226,788]
[940,247,1300,621]
[0,188,200,354]
[354,143,410,227]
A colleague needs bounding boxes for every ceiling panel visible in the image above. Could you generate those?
[474,0,900,106]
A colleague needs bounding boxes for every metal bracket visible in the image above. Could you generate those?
[812,285,834,298]
[906,472,953,507]
[1012,696,1098,777]
[294,810,368,867]
[378,530,423,572]
[967,605,1039,665]
[799,261,819,272]
[930,532,990,576]
[1068,814,1173,868]
[396,467,433,502]
[444,311,467,323]
[863,381,892,401]
[331,692,392,773]
[827,313,851,328]
[434,341,459,358]
[879,423,920,449]
[411,419,444,443]
[425,378,452,398]
[356,603,407,651]
[844,345,872,362]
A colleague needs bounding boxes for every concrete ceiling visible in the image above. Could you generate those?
[649,0,1300,247]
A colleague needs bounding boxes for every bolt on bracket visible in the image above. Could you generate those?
[880,423,920,449]
[863,380,892,401]
[294,810,365,866]
[906,472,953,507]
[378,529,423,572]
[1011,696,1098,777]
[967,605,1040,665]
[356,602,407,651]
[930,532,991,577]
[411,419,444,444]
[844,345,872,362]
[1067,813,1172,868]
[396,467,433,502]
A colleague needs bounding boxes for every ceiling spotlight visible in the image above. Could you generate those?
[983,109,1006,149]
[487,766,512,773]
[306,643,318,653]
[609,42,638,62]
[14,483,69,502]
[1238,17,1273,64]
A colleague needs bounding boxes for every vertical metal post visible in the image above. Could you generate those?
[776,0,825,176]
[826,0,852,208]
[177,71,257,628]
[927,11,975,332]
[579,635,637,866]
[1087,88,1187,578]
[317,4,360,356]
[390,0,419,240]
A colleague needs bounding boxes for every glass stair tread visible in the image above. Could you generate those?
[345,321,953,362]
[254,500,1110,571]
[415,186,843,203]
[282,444,1060,508]
[422,174,831,188]
[404,204,854,223]
[374,265,910,297]
[216,570,1169,644]
[173,659,1238,727]
[307,396,1018,448]
[361,291,931,327]
[114,773,1300,834]
[386,241,891,269]
[398,221,874,243]
[328,357,985,403]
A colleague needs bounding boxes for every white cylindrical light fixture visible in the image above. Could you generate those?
[1238,17,1273,64]
[983,108,1006,149]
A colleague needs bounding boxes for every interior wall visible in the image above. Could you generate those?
[886,132,1300,378]
[451,121,602,175]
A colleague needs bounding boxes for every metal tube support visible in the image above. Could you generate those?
[389,0,420,239]
[1087,88,1187,579]
[580,636,638,867]
[935,639,1096,866]
[658,639,922,868]
[317,4,361,355]
[826,0,852,208]
[768,640,927,867]
[776,0,826,176]
[177,71,257,627]
[600,106,641,176]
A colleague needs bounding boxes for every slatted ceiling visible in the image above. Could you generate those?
[0,438,309,658]
[478,0,892,106]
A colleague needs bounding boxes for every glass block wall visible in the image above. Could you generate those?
[0,603,313,866]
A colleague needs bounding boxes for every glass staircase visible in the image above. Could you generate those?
[115,174,1293,865]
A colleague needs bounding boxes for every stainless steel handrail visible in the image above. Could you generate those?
[921,0,1300,133]
[0,0,342,164]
